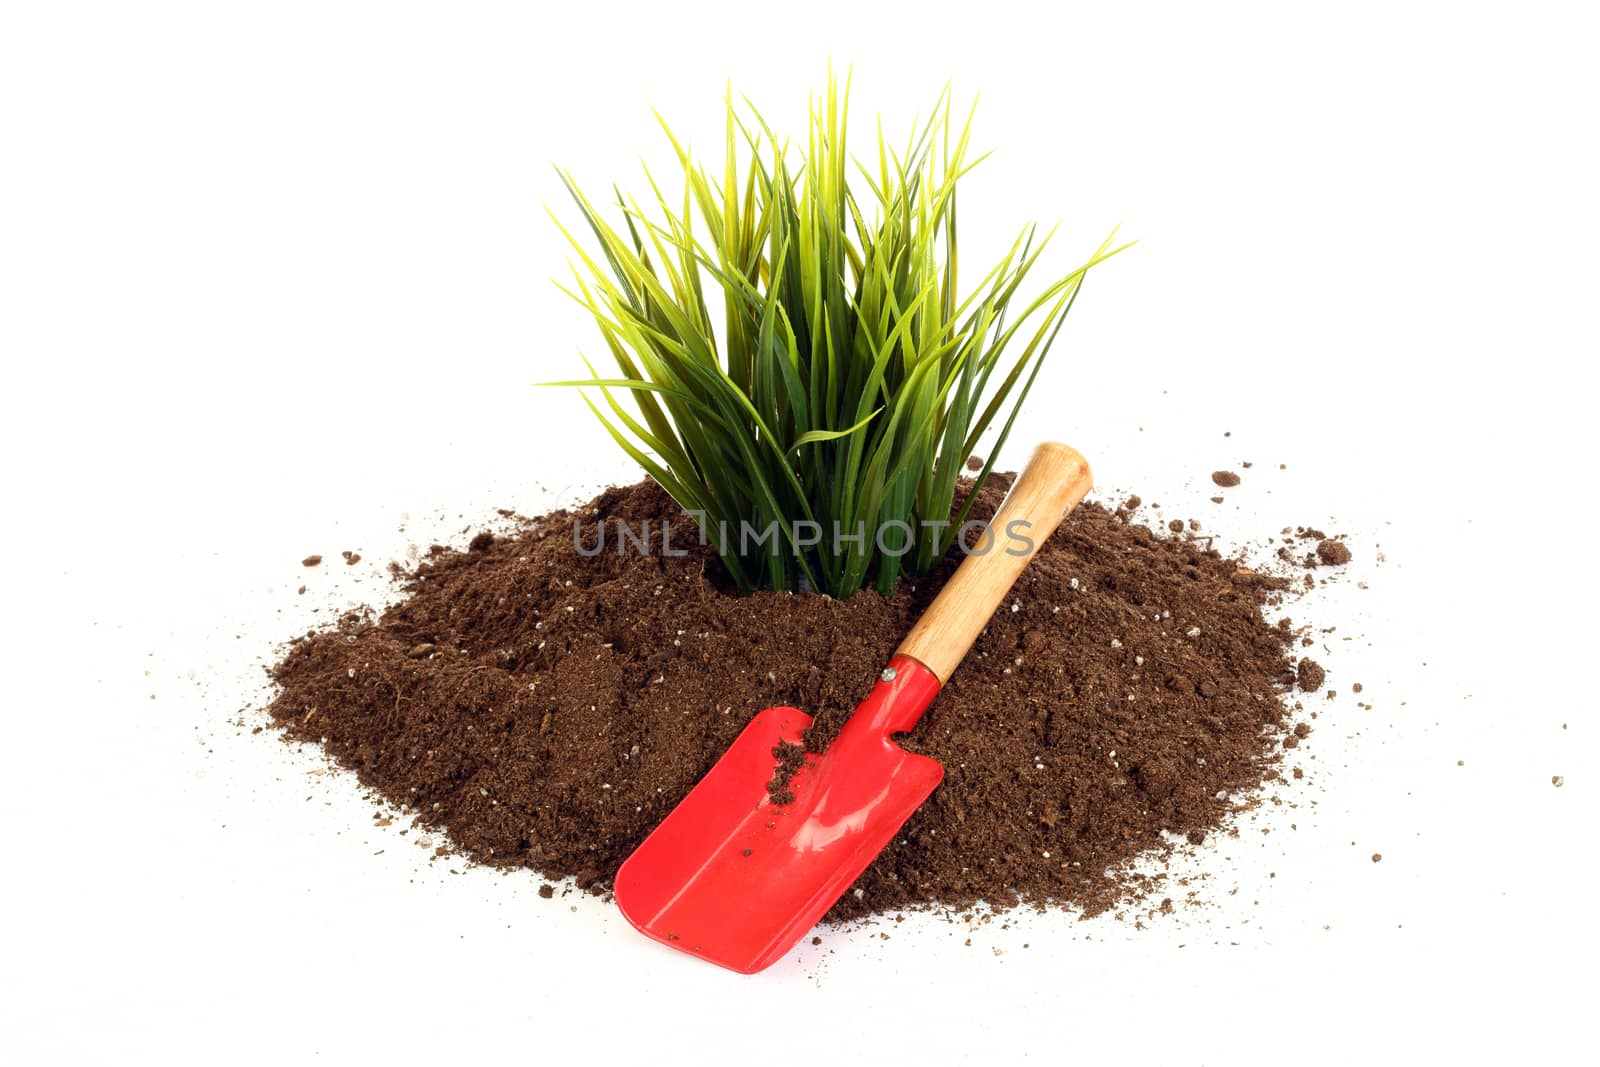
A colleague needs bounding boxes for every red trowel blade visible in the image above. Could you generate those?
[613,661,943,974]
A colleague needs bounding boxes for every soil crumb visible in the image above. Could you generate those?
[1211,471,1241,488]
[302,555,322,567]
[1316,539,1351,566]
[268,477,1314,922]
[766,740,807,805]
[1297,658,1327,692]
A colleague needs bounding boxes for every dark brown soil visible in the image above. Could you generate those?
[1211,471,1241,487]
[267,476,1316,921]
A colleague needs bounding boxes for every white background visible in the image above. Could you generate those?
[3,1,1594,1063]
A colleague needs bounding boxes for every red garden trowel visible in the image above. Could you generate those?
[614,442,1092,972]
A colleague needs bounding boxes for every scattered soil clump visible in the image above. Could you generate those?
[268,476,1313,921]
[766,740,806,806]
[1316,539,1351,566]
[1211,471,1241,487]
[1297,658,1326,692]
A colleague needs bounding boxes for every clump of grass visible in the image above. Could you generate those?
[549,76,1128,597]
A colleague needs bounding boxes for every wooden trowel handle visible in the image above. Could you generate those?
[896,442,1093,685]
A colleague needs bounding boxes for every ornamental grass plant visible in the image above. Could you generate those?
[550,76,1128,596]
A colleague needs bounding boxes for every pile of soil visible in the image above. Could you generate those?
[268,476,1334,920]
